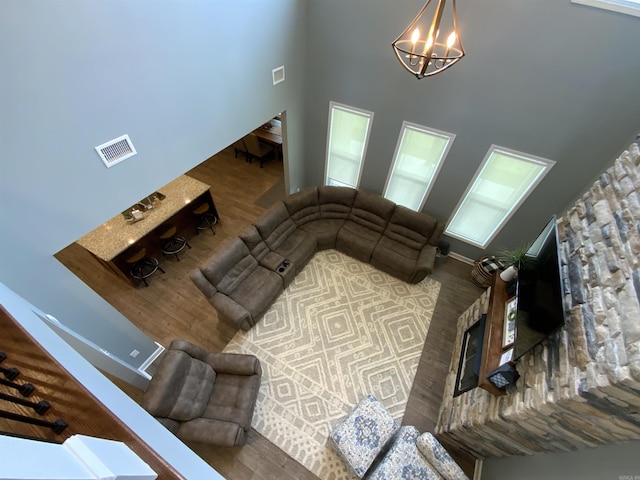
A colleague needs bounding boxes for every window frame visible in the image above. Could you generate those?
[571,0,640,17]
[382,121,455,212]
[324,101,374,188]
[445,145,555,248]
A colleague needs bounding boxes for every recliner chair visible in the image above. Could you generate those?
[141,340,262,447]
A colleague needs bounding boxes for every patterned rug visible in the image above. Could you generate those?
[223,249,440,479]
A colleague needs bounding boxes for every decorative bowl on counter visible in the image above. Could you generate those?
[122,191,166,223]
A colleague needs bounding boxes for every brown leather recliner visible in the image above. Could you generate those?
[141,340,261,447]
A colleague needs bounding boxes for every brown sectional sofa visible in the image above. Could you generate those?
[190,186,445,331]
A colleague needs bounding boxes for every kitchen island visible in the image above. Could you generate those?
[76,174,218,284]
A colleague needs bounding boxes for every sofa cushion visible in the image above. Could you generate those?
[270,228,317,275]
[239,225,270,263]
[283,187,320,226]
[416,432,469,480]
[142,350,215,422]
[384,205,437,249]
[370,205,437,281]
[254,201,298,251]
[318,185,356,219]
[299,219,345,250]
[206,371,261,430]
[336,221,384,263]
[336,190,396,262]
[228,265,283,319]
[368,426,443,480]
[348,190,396,233]
[197,238,258,296]
[370,245,418,282]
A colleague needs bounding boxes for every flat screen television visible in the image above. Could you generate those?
[512,215,567,360]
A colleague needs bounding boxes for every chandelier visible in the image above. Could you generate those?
[392,0,465,79]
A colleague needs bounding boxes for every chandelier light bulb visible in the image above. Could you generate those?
[447,31,456,48]
[411,28,420,45]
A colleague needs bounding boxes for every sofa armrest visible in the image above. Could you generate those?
[206,352,262,376]
[416,432,469,480]
[427,219,446,246]
[162,340,261,376]
[190,268,218,299]
[260,251,285,271]
[210,291,252,330]
[178,418,248,446]
[411,245,437,283]
[167,339,211,362]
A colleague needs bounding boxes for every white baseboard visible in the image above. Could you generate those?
[449,251,475,265]
[138,342,165,378]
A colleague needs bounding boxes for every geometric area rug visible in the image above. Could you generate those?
[223,249,441,479]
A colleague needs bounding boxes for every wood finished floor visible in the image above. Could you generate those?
[55,148,484,480]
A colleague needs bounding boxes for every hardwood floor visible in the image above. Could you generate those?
[55,147,484,480]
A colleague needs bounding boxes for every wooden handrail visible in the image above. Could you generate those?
[0,304,184,479]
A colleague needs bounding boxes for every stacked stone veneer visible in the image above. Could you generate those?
[435,138,640,458]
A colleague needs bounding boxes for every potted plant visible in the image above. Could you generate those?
[496,244,531,282]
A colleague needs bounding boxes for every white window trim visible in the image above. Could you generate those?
[383,121,455,211]
[571,0,640,17]
[324,101,374,188]
[445,145,555,248]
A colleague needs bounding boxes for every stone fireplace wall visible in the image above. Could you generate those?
[435,138,640,458]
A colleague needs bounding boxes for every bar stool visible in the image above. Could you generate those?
[193,203,218,235]
[159,224,191,261]
[126,247,165,287]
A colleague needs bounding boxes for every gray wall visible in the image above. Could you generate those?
[0,0,307,367]
[303,0,640,259]
[482,439,640,479]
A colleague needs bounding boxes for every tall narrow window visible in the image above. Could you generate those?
[324,102,374,187]
[446,146,555,248]
[383,121,455,211]
[571,0,640,17]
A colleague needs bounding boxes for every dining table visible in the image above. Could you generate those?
[251,118,283,160]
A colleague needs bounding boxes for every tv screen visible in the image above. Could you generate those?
[513,215,567,360]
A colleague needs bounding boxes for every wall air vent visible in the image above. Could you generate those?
[272,65,285,86]
[95,134,137,168]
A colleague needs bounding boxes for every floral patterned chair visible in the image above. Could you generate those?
[367,425,469,480]
[330,395,400,478]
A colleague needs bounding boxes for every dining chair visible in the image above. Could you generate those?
[232,139,248,160]
[244,134,274,168]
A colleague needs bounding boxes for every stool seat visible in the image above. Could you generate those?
[193,203,218,235]
[126,249,146,264]
[126,247,165,287]
[159,224,191,261]
[193,203,209,216]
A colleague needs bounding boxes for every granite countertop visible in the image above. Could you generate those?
[77,175,211,261]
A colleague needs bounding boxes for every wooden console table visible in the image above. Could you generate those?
[252,118,282,160]
[477,272,510,396]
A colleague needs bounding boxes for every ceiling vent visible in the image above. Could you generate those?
[95,134,137,168]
